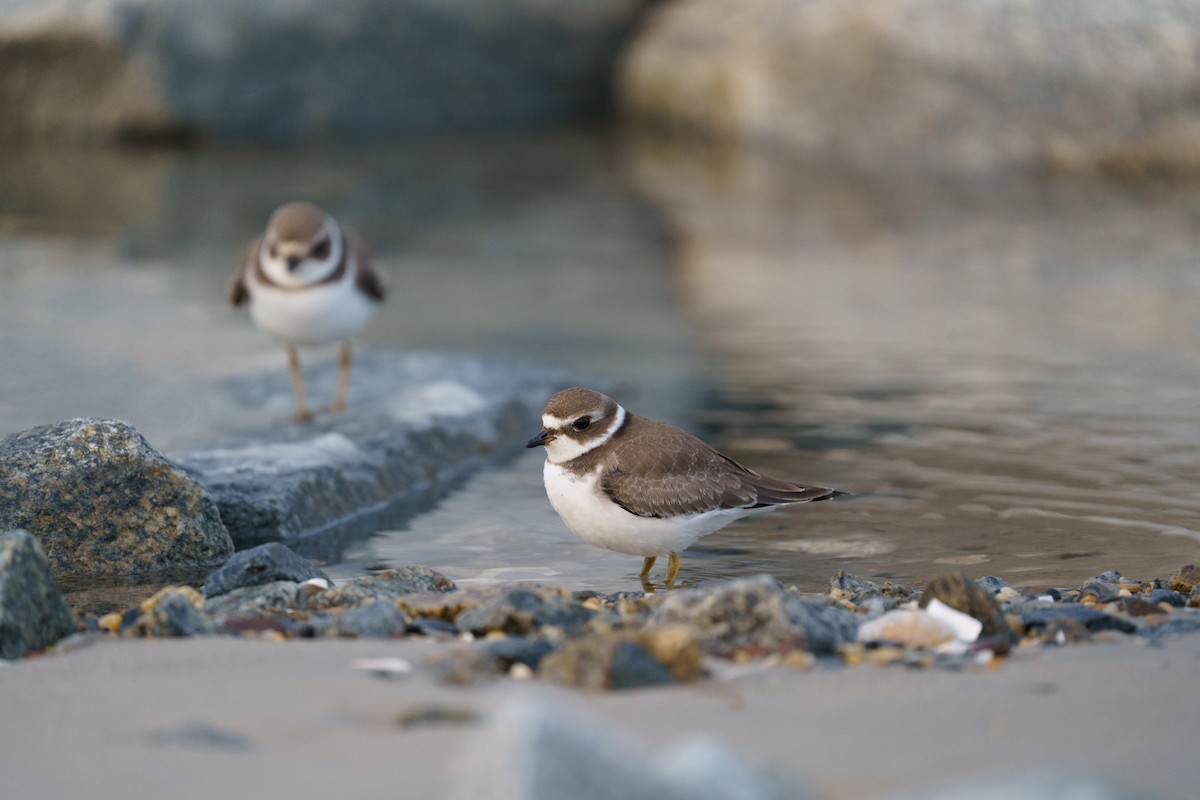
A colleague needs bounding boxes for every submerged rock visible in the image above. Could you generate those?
[201,542,329,598]
[0,419,233,581]
[652,575,859,655]
[175,351,576,556]
[0,529,78,659]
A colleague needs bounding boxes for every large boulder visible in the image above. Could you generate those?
[618,0,1200,175]
[0,0,649,146]
[0,419,233,581]
[0,529,78,659]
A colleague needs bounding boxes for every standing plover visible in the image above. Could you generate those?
[228,201,387,421]
[526,387,842,588]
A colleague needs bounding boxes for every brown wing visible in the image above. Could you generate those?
[227,234,260,306]
[347,230,388,301]
[598,415,834,519]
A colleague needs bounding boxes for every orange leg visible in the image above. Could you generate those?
[287,345,311,422]
[332,341,352,413]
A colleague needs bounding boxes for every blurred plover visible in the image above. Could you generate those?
[228,201,387,421]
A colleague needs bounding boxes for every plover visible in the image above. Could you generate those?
[525,387,842,588]
[228,201,388,421]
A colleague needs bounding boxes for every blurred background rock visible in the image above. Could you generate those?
[6,0,1200,178]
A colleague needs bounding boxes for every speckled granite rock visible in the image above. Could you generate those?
[619,0,1200,176]
[304,567,454,611]
[1,0,650,146]
[651,574,859,655]
[202,543,329,599]
[0,529,78,659]
[0,419,233,582]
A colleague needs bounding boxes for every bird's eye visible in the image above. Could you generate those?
[311,237,331,260]
[573,416,591,430]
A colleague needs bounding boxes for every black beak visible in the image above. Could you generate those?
[286,255,302,272]
[525,429,553,448]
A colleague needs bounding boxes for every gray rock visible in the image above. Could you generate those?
[619,0,1200,176]
[1147,588,1186,608]
[120,590,217,638]
[1,0,649,146]
[455,694,800,800]
[174,350,576,557]
[0,529,78,659]
[1021,605,1137,635]
[203,580,300,622]
[919,572,1014,646]
[0,419,233,582]
[651,575,859,655]
[202,542,329,598]
[304,566,454,610]
[318,600,409,639]
[455,587,595,636]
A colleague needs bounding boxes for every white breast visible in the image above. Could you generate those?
[542,461,748,557]
[246,263,377,346]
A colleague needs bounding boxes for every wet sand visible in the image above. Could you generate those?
[2,633,1197,799]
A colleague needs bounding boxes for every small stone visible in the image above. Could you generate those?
[974,576,1012,595]
[354,657,413,677]
[319,599,408,638]
[440,586,594,636]
[1147,588,1185,608]
[0,529,79,658]
[97,612,122,634]
[1021,605,1136,635]
[201,543,329,598]
[306,567,453,611]
[653,574,859,655]
[121,589,216,638]
[538,628,704,691]
[204,580,300,622]
[919,572,1013,646]
[1167,564,1200,594]
[1108,597,1167,618]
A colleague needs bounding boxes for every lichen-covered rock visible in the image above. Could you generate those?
[0,419,233,581]
[619,0,1200,177]
[651,575,859,655]
[0,529,78,659]
[539,627,705,690]
[919,572,1013,646]
[201,542,329,598]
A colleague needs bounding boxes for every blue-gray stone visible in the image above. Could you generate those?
[202,542,328,598]
[0,529,77,659]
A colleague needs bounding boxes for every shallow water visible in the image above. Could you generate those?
[4,134,1200,595]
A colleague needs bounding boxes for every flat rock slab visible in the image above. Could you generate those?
[174,350,578,560]
[0,418,233,582]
